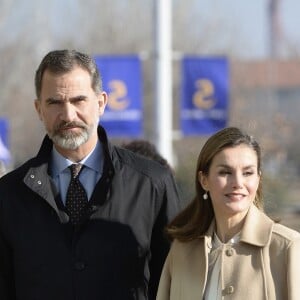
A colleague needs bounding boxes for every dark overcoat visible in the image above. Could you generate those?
[0,126,181,300]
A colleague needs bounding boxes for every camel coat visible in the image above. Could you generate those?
[156,205,300,300]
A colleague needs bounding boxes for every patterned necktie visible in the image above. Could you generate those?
[65,164,88,225]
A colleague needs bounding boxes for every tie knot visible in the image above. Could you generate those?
[69,163,83,178]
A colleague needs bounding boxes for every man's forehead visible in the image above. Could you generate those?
[41,68,92,88]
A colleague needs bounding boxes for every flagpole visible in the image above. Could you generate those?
[154,0,174,166]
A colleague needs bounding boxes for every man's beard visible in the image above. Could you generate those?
[48,121,94,150]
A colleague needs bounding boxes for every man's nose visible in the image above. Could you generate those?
[60,103,76,122]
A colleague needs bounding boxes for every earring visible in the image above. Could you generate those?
[203,191,208,200]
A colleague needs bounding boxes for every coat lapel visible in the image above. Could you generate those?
[240,205,274,247]
[23,164,69,223]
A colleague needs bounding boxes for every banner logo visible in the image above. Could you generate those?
[94,55,142,137]
[181,57,229,135]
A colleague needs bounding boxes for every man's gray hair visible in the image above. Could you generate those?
[35,49,102,98]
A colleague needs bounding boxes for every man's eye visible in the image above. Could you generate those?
[48,100,60,105]
[73,97,86,103]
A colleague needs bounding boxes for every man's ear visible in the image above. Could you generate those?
[34,99,43,121]
[98,92,108,115]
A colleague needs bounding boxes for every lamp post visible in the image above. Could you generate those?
[153,0,173,166]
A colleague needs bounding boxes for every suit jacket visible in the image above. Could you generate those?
[156,205,300,300]
[0,126,181,300]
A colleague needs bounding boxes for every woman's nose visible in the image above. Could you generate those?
[231,174,243,188]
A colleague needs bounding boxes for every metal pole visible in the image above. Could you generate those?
[154,0,173,166]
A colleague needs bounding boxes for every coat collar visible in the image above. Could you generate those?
[203,205,274,247]
[34,125,113,164]
[22,126,115,223]
[240,204,274,246]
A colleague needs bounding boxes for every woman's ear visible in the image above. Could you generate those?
[198,171,208,190]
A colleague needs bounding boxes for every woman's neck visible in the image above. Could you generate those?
[215,213,247,243]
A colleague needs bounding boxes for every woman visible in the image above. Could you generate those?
[156,127,300,300]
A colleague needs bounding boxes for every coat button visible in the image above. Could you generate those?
[224,285,234,295]
[225,248,234,256]
[74,261,85,271]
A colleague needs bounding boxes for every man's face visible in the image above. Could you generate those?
[35,67,107,153]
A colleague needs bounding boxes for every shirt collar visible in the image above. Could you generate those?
[213,231,240,247]
[51,140,103,177]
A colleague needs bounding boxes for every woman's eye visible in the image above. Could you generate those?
[244,171,254,176]
[219,170,230,175]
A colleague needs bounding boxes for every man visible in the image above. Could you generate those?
[0,50,181,300]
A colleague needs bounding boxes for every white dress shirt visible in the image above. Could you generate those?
[204,231,240,300]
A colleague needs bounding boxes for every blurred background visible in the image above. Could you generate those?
[0,0,299,230]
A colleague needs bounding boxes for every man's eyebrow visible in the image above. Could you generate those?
[45,97,60,103]
[45,95,87,103]
[71,95,87,101]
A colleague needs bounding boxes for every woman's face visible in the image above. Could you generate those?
[199,144,260,222]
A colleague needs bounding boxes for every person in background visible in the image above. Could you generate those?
[156,127,300,300]
[0,49,181,300]
[122,139,172,171]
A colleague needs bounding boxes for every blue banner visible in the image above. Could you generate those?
[181,57,229,135]
[94,55,142,137]
[0,118,11,164]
